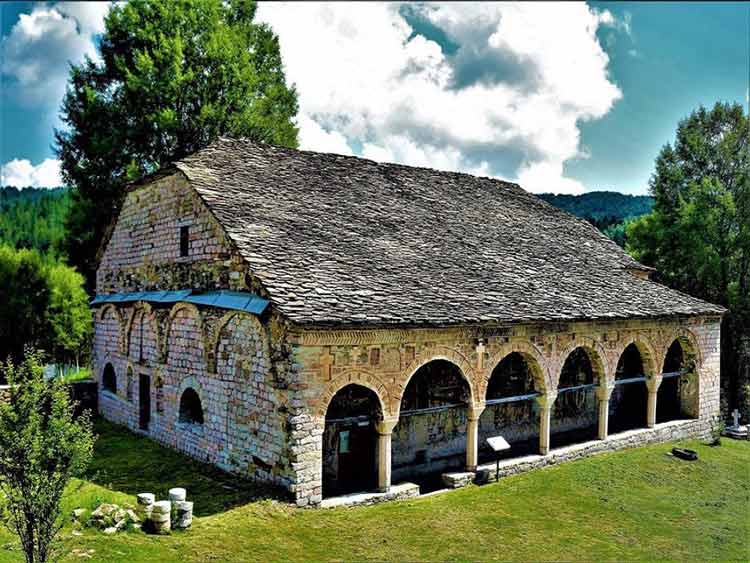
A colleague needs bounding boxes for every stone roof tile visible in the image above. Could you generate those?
[175,138,725,326]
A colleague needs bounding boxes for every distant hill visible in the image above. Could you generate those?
[537,191,654,247]
[537,191,653,222]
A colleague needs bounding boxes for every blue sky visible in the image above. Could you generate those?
[1,2,747,193]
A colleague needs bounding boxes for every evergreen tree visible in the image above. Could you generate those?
[627,102,749,416]
[56,0,299,289]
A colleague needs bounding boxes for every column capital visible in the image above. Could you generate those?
[376,417,399,435]
[595,383,615,401]
[535,392,558,409]
[467,404,486,421]
[646,374,663,393]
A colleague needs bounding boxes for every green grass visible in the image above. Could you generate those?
[0,420,748,562]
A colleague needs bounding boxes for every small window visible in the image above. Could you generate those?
[180,226,190,257]
[103,363,117,394]
[179,388,204,424]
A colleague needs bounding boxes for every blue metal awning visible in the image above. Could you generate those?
[184,290,269,315]
[90,289,269,315]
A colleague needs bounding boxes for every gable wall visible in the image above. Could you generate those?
[97,173,247,294]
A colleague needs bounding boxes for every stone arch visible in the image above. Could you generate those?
[481,340,549,398]
[102,361,117,394]
[659,327,702,374]
[611,337,658,384]
[164,302,206,363]
[176,375,205,423]
[124,302,161,360]
[179,387,205,425]
[97,304,125,354]
[658,329,701,421]
[209,310,269,374]
[317,369,391,419]
[322,383,383,498]
[396,347,477,415]
[554,339,607,390]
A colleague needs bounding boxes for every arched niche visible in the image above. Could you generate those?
[102,362,117,395]
[179,387,205,425]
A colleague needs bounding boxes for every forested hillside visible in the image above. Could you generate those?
[0,187,89,372]
[538,191,654,246]
[0,186,70,257]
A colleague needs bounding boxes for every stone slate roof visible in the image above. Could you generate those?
[175,138,724,326]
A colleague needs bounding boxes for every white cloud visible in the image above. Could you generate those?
[258,2,624,194]
[1,2,110,108]
[1,158,63,188]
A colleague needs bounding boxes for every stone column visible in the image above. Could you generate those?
[646,375,663,428]
[536,393,558,455]
[466,405,485,472]
[596,383,614,440]
[376,418,399,493]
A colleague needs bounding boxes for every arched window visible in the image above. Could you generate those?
[179,388,204,424]
[103,363,117,394]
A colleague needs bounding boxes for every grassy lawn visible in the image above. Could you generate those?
[0,420,747,562]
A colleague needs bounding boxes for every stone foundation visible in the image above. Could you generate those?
[476,418,709,483]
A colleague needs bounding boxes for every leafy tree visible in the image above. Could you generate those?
[0,247,50,368]
[627,102,749,415]
[0,246,92,373]
[0,350,95,563]
[46,264,93,368]
[56,0,299,289]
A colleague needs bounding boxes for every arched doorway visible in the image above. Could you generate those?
[479,353,541,462]
[392,360,470,488]
[551,348,599,448]
[657,339,695,423]
[323,384,381,498]
[609,343,649,433]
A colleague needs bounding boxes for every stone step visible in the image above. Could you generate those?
[441,471,476,489]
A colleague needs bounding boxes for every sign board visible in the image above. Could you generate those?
[487,436,511,452]
[339,430,350,453]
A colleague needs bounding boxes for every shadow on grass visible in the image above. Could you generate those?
[85,418,287,517]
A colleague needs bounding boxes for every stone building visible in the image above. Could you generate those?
[92,138,724,507]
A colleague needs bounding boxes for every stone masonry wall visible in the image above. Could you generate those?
[288,315,721,506]
[97,173,250,295]
[93,173,296,492]
[92,303,296,491]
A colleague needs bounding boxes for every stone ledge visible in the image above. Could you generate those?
[319,482,419,509]
[477,419,707,484]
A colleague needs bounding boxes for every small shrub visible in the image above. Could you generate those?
[707,414,725,446]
